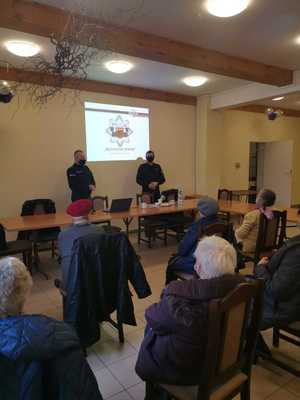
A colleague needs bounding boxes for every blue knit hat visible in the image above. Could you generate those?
[197,196,219,217]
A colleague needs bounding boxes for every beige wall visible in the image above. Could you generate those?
[220,110,300,204]
[0,90,196,219]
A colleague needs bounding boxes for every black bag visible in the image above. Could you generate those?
[0,224,7,251]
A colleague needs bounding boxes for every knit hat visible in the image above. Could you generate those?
[67,199,93,217]
[197,196,219,217]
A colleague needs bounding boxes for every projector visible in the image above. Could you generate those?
[266,108,283,121]
[0,81,14,104]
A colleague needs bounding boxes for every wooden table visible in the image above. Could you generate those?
[0,199,298,234]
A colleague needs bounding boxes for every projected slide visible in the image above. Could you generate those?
[85,102,150,161]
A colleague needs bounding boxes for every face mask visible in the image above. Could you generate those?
[146,155,154,163]
[79,159,86,166]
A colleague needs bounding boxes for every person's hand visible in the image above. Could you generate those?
[148,182,156,190]
[89,184,96,191]
[258,256,269,266]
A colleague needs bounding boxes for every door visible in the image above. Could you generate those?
[257,141,293,207]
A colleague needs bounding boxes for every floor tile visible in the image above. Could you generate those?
[284,378,300,397]
[265,388,300,400]
[127,382,145,400]
[125,329,144,351]
[87,350,105,372]
[108,354,141,388]
[93,339,137,366]
[94,368,124,399]
[107,391,132,400]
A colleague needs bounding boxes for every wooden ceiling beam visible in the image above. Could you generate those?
[0,66,197,106]
[231,104,300,118]
[0,0,293,87]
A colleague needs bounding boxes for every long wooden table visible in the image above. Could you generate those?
[0,199,298,234]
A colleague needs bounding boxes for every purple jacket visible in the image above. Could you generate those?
[135,274,244,385]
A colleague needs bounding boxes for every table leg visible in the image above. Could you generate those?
[123,217,133,235]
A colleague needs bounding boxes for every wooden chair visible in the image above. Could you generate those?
[158,280,264,400]
[0,224,33,273]
[159,189,194,241]
[91,195,121,233]
[174,222,233,281]
[136,193,168,248]
[267,322,300,377]
[236,210,287,272]
[218,189,233,201]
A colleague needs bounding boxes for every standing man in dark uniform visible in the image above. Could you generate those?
[67,150,96,201]
[136,150,165,202]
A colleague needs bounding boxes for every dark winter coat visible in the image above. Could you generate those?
[65,231,152,348]
[0,315,102,400]
[135,274,244,385]
[255,235,300,328]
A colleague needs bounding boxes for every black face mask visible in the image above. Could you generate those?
[79,159,86,166]
[146,155,154,163]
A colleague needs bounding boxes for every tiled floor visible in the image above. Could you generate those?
[24,235,300,400]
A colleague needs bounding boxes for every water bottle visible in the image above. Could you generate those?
[177,188,184,207]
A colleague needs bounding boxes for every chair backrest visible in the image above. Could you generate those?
[197,280,264,400]
[136,193,154,205]
[254,210,287,263]
[0,224,7,250]
[218,189,233,201]
[21,199,56,216]
[200,222,234,244]
[92,196,109,212]
[161,189,178,202]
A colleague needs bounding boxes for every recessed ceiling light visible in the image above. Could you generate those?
[4,40,40,57]
[295,36,300,45]
[272,96,285,101]
[205,0,250,17]
[2,81,8,86]
[183,76,208,87]
[105,60,133,74]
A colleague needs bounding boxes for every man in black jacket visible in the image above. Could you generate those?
[67,150,96,201]
[255,210,300,329]
[136,150,165,202]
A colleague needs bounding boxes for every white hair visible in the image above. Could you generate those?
[194,236,236,279]
[0,257,32,318]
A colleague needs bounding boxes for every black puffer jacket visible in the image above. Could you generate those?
[65,231,152,348]
[255,235,300,327]
[0,315,103,400]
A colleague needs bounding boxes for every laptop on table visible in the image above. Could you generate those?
[104,198,132,213]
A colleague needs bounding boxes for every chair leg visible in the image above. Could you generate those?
[117,319,124,344]
[51,240,55,258]
[240,381,250,400]
[164,227,167,247]
[138,219,141,245]
[273,327,280,348]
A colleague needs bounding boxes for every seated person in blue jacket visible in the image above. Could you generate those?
[136,236,244,400]
[165,196,220,283]
[0,257,102,400]
[58,199,101,289]
[254,208,300,331]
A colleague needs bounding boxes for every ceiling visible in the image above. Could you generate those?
[0,28,250,96]
[35,0,300,70]
[256,92,300,111]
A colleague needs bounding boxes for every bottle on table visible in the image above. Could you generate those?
[177,189,184,207]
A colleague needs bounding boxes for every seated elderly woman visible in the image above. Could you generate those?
[165,196,220,283]
[0,257,102,400]
[235,188,276,254]
[136,236,244,399]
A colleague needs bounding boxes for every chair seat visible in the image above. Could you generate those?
[161,372,247,400]
[0,240,32,256]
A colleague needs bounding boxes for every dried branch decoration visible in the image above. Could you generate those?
[1,0,145,108]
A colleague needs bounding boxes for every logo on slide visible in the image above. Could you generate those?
[106,115,133,147]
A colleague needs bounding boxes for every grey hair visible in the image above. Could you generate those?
[194,236,236,279]
[0,257,32,318]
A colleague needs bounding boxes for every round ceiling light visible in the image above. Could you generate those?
[105,60,133,74]
[272,96,284,101]
[205,0,250,17]
[4,40,40,57]
[183,76,208,87]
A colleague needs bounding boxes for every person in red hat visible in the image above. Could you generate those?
[58,199,101,288]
